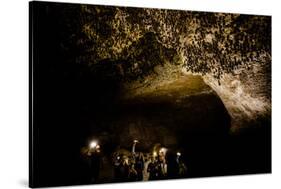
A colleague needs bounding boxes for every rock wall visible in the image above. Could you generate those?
[203,60,271,133]
[47,3,271,134]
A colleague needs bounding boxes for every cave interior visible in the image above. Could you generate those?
[30,1,271,187]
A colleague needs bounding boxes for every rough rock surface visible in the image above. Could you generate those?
[56,4,271,134]
[203,60,271,133]
[114,74,230,149]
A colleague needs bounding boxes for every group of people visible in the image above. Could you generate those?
[112,148,187,182]
[81,140,187,183]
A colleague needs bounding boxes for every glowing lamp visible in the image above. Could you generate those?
[89,141,97,149]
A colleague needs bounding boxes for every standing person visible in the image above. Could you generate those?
[80,147,93,183]
[157,155,167,179]
[143,155,151,181]
[135,152,144,181]
[90,150,101,183]
[118,155,130,182]
[147,157,158,180]
[82,146,101,183]
[113,155,122,182]
[128,164,138,181]
[178,158,187,177]
[166,153,180,179]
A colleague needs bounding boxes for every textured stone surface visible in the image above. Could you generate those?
[203,60,271,133]
[60,4,271,134]
[115,74,230,149]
